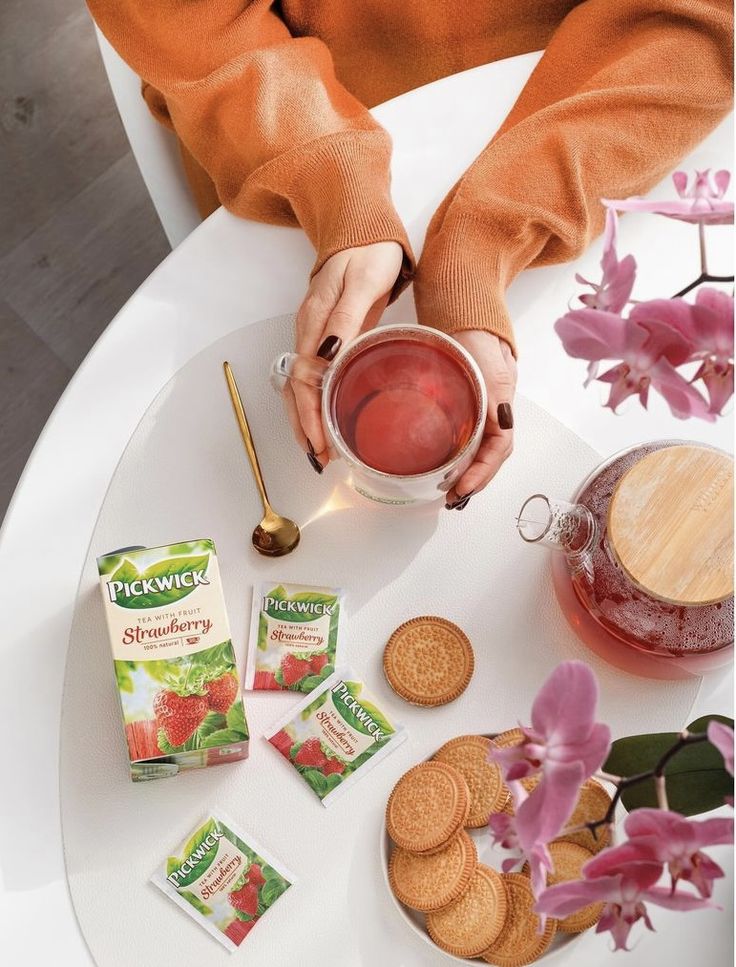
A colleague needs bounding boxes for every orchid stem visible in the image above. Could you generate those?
[699,221,709,275]
[595,770,622,784]
[583,732,710,835]
[672,272,734,299]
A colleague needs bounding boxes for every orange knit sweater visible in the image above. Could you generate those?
[89,0,732,350]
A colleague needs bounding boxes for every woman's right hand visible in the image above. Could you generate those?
[283,241,405,472]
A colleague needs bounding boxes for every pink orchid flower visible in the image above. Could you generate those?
[536,840,715,951]
[489,807,553,900]
[708,720,734,776]
[650,288,735,415]
[489,662,611,850]
[555,304,713,420]
[604,170,734,225]
[708,720,734,805]
[576,209,637,312]
[624,808,733,898]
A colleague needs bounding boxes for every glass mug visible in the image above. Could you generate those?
[271,325,487,505]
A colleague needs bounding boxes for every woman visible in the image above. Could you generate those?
[89,0,732,508]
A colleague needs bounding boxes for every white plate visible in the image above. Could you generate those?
[379,739,584,965]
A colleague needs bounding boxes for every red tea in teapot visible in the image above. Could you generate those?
[330,338,479,476]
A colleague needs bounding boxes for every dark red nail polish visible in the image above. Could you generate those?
[497,403,514,429]
[317,335,342,361]
[445,490,474,510]
[306,439,323,473]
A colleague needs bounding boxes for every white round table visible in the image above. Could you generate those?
[0,54,732,965]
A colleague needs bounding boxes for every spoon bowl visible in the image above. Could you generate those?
[252,511,301,556]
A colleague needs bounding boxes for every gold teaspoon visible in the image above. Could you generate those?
[223,361,300,557]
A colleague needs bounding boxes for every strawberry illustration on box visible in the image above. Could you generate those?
[245,582,343,692]
[98,540,249,780]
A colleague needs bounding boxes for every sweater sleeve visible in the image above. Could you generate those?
[414,0,733,354]
[88,0,413,283]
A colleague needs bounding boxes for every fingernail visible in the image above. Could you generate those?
[306,439,323,474]
[317,335,342,361]
[497,402,514,429]
[445,490,474,510]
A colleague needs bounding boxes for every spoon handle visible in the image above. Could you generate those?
[223,361,271,514]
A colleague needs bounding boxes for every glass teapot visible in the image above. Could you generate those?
[517,441,734,679]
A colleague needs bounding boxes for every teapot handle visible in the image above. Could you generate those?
[516,494,597,575]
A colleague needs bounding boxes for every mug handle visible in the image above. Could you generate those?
[270,352,331,393]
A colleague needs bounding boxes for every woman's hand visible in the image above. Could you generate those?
[284,241,405,471]
[445,330,516,509]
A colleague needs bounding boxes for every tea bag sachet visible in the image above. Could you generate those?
[151,811,295,952]
[246,582,343,692]
[265,667,407,806]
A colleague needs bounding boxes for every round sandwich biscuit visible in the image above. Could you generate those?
[389,829,477,912]
[386,761,470,853]
[527,841,602,934]
[434,735,509,827]
[491,727,526,748]
[427,863,508,958]
[383,616,474,706]
[482,872,556,966]
[556,778,612,854]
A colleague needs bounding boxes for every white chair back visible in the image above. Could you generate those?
[95,26,202,247]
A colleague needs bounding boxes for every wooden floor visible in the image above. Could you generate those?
[0,0,171,524]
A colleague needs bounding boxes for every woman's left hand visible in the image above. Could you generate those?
[445,330,516,509]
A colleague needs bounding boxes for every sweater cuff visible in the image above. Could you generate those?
[288,132,415,298]
[414,214,535,357]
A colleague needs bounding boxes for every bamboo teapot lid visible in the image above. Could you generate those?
[608,445,734,606]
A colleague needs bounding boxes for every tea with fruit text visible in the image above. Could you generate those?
[331,338,478,475]
[97,539,249,779]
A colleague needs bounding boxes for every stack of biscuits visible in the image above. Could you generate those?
[386,731,611,965]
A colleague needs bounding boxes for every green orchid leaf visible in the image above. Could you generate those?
[604,730,733,816]
[687,714,734,734]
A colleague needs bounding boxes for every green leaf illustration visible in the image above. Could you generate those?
[176,818,219,888]
[109,553,210,609]
[226,701,248,736]
[300,690,329,719]
[114,660,136,693]
[298,668,333,693]
[180,890,212,917]
[604,724,734,816]
[166,856,180,878]
[200,729,246,749]
[263,587,338,623]
[338,681,395,738]
[260,872,290,908]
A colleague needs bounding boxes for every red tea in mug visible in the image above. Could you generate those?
[330,338,479,475]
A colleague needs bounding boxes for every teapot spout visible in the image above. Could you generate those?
[516,494,597,571]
